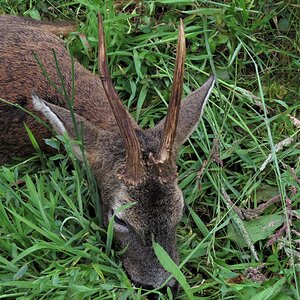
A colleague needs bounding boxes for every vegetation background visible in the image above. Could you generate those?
[0,0,299,299]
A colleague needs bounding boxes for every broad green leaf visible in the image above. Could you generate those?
[250,277,286,300]
[24,124,40,152]
[133,49,144,80]
[245,214,284,243]
[28,9,41,20]
[13,264,28,280]
[187,205,210,237]
[153,241,193,299]
[135,84,148,121]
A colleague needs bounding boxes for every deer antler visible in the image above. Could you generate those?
[155,19,186,163]
[97,13,143,184]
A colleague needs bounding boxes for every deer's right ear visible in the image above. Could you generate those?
[32,94,97,162]
[149,75,215,153]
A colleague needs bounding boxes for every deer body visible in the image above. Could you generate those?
[0,15,123,162]
[0,15,215,294]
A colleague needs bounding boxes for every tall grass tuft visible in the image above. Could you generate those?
[0,0,299,299]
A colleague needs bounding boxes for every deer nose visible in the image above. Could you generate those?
[158,280,179,296]
[138,280,179,299]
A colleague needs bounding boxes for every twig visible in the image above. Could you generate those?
[222,187,259,261]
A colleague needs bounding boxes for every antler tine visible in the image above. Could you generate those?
[156,19,186,163]
[97,13,143,184]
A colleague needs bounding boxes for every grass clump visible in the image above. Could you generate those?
[1,0,300,299]
[0,153,129,299]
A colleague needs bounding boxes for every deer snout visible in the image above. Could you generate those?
[122,245,179,295]
[134,278,179,299]
[160,279,179,297]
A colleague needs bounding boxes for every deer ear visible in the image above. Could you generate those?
[150,75,215,152]
[32,94,97,161]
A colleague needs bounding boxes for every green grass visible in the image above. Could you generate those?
[1,0,300,299]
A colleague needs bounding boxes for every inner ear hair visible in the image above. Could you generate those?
[32,93,67,135]
[31,94,97,161]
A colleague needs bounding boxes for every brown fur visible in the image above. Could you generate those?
[0,15,215,295]
[0,15,127,162]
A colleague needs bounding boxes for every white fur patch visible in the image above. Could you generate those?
[32,94,66,135]
[200,76,215,116]
[190,75,215,135]
[177,187,184,210]
[32,94,86,162]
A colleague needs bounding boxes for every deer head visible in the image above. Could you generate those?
[32,14,215,294]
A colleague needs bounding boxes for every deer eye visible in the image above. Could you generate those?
[114,215,127,227]
[110,209,128,230]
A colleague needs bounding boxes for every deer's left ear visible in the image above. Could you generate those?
[149,75,215,151]
[32,94,98,161]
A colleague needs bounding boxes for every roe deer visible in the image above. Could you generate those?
[0,14,215,294]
